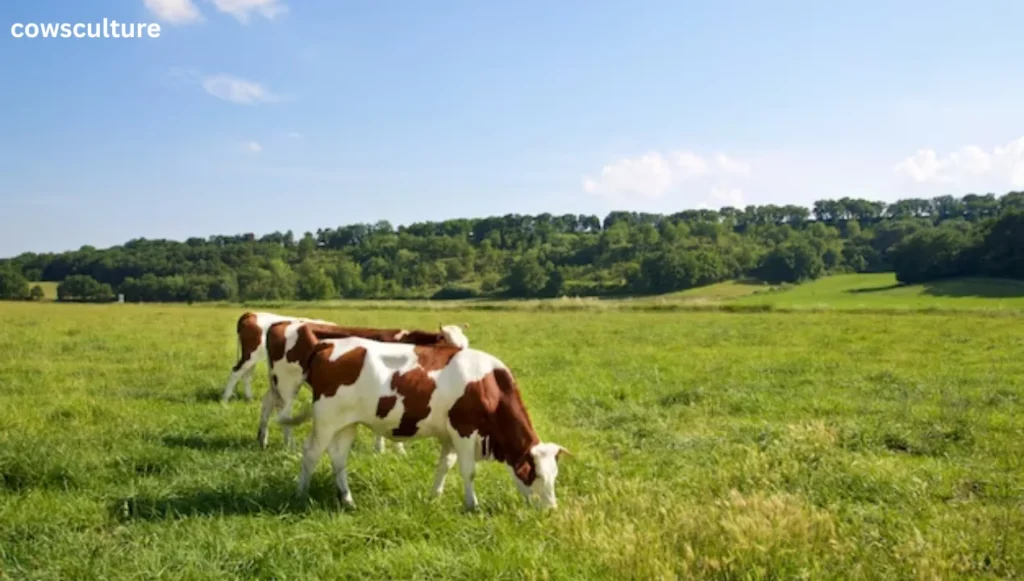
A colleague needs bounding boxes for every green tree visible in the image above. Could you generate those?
[889,227,971,284]
[756,240,825,284]
[977,209,1024,279]
[57,275,114,302]
[295,261,338,300]
[29,285,45,301]
[504,253,550,297]
[0,269,30,300]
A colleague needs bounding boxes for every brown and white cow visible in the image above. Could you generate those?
[278,325,569,510]
[221,311,334,404]
[258,320,470,453]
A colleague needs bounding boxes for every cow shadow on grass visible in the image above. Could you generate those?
[110,480,345,521]
[120,387,233,405]
[159,434,255,451]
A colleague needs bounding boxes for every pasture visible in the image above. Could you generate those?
[1,299,1023,580]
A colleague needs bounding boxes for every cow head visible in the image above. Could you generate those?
[437,322,470,349]
[509,442,570,509]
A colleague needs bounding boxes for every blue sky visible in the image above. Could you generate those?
[2,0,1023,256]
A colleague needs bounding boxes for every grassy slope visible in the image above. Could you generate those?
[1,302,1022,580]
[730,273,1024,311]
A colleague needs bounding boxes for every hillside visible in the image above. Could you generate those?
[0,192,1022,303]
[729,273,1024,311]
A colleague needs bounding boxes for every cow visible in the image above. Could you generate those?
[221,311,334,404]
[277,324,570,511]
[258,320,471,454]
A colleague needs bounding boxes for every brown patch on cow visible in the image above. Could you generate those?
[389,368,437,436]
[232,312,262,371]
[303,323,447,346]
[376,395,398,418]
[414,344,462,372]
[448,368,540,485]
[285,324,324,372]
[266,321,290,363]
[308,344,368,401]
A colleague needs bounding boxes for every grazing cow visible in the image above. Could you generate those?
[259,321,471,453]
[278,324,569,510]
[221,311,333,404]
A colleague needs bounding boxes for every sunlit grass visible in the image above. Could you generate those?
[1,301,1022,579]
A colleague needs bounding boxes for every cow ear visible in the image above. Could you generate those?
[538,442,571,460]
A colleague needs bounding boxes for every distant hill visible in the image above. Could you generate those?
[1,192,1021,303]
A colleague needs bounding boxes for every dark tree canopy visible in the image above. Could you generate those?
[0,268,30,300]
[1,191,1022,302]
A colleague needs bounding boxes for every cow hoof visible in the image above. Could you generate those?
[337,490,355,508]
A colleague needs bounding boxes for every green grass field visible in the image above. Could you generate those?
[206,273,1024,315]
[2,288,1023,579]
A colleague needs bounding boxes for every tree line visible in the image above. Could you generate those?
[1,192,1022,303]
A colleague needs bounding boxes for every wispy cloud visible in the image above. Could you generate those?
[242,141,262,154]
[163,69,288,105]
[144,0,203,24]
[209,0,288,23]
[200,74,286,105]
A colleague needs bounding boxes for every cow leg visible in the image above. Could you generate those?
[221,359,256,403]
[430,439,457,498]
[453,439,479,510]
[242,366,255,401]
[275,387,294,450]
[256,387,280,450]
[220,367,245,403]
[296,428,330,497]
[327,425,358,507]
[373,435,406,455]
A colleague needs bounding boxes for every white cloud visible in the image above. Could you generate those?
[243,141,262,154]
[894,136,1024,188]
[715,153,751,175]
[145,0,203,24]
[582,152,675,200]
[582,150,752,202]
[674,151,710,176]
[209,0,288,23]
[201,74,283,104]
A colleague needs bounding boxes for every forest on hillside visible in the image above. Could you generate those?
[0,192,1022,302]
